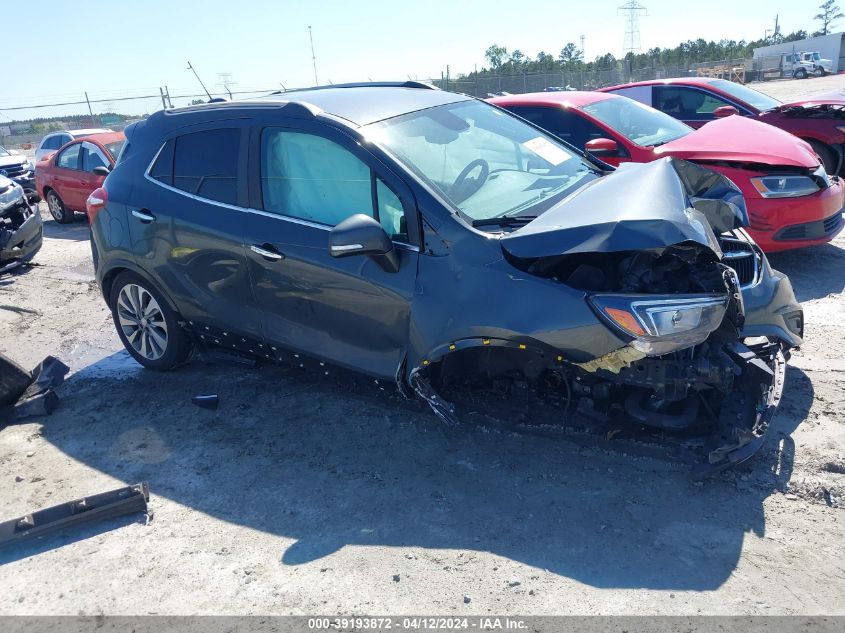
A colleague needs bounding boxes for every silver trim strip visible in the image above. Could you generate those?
[331,243,364,252]
[142,142,420,253]
[249,245,284,260]
[131,209,155,222]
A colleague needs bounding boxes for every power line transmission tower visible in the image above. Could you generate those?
[618,1,647,55]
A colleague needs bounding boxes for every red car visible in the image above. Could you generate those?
[490,91,844,252]
[598,78,845,175]
[35,132,125,224]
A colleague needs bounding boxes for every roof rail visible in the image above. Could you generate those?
[276,81,439,94]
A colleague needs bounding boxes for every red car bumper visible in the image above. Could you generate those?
[745,177,845,252]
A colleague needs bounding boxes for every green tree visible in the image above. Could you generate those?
[815,0,844,35]
[485,44,508,69]
[559,42,583,67]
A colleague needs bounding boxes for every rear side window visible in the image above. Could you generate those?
[42,135,62,150]
[654,86,732,120]
[174,129,239,204]
[56,144,81,169]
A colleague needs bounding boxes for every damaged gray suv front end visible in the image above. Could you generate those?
[362,101,803,477]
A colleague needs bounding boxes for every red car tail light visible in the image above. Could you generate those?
[86,187,107,223]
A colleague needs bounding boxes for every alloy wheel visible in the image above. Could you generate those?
[117,283,169,360]
[47,193,65,222]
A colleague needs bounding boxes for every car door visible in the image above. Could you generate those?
[130,122,264,346]
[243,119,419,379]
[52,142,84,208]
[653,85,739,129]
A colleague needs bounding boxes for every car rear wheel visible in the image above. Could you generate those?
[806,139,840,175]
[46,190,73,224]
[793,68,807,79]
[108,272,192,370]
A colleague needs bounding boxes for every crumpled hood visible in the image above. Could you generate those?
[500,157,746,259]
[654,115,819,168]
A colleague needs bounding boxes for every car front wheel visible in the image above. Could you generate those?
[46,190,73,224]
[108,272,192,370]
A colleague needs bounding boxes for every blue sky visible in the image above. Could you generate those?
[3,0,827,120]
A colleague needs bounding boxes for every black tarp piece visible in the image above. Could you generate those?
[0,353,69,425]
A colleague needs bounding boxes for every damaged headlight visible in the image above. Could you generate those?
[589,294,728,355]
[750,175,820,198]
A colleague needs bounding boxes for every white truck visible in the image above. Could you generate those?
[782,51,834,79]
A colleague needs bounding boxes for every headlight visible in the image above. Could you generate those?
[589,294,728,356]
[750,175,819,198]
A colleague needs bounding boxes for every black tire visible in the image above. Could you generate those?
[0,352,32,407]
[46,189,74,224]
[794,68,808,79]
[806,139,840,175]
[108,271,192,371]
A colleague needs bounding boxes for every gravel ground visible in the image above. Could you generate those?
[0,76,844,616]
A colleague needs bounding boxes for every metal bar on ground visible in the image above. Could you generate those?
[0,482,150,547]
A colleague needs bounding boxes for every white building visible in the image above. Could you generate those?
[753,32,845,72]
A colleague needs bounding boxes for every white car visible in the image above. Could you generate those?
[34,128,112,161]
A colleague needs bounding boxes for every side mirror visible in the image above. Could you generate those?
[93,165,111,176]
[329,214,399,273]
[713,105,739,118]
[584,137,619,157]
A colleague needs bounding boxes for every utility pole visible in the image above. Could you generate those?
[165,85,173,108]
[308,26,319,85]
[187,61,212,100]
[216,72,235,99]
[159,87,168,109]
[580,34,585,61]
[84,91,95,126]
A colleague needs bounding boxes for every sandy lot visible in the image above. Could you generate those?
[1,75,844,616]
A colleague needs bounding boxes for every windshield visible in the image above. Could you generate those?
[363,100,598,222]
[104,140,124,160]
[581,97,691,147]
[813,52,821,61]
[710,79,780,111]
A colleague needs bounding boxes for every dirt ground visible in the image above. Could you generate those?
[1,76,844,616]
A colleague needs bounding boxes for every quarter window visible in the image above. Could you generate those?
[56,144,81,169]
[149,140,174,186]
[260,129,407,239]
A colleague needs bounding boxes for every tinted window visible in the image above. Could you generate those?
[172,129,239,204]
[507,106,609,150]
[104,141,125,160]
[149,139,174,186]
[56,144,81,169]
[655,86,732,120]
[82,146,108,172]
[262,130,384,229]
[43,135,62,150]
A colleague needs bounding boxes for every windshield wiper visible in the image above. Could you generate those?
[472,215,537,228]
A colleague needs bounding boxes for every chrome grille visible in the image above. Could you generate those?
[719,236,759,289]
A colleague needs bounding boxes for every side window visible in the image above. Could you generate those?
[655,87,732,120]
[172,129,239,204]
[82,145,108,172]
[508,107,609,150]
[43,135,61,150]
[149,139,175,186]
[56,144,81,169]
[261,129,407,238]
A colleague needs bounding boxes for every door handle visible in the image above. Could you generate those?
[250,244,285,261]
[131,209,156,223]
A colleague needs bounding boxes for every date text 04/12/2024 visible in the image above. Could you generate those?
[307,617,528,630]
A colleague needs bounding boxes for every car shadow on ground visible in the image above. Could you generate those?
[41,215,90,242]
[767,242,845,302]
[3,348,813,590]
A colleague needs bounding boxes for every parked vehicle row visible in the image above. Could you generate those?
[82,82,804,475]
[490,90,844,252]
[0,145,38,203]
